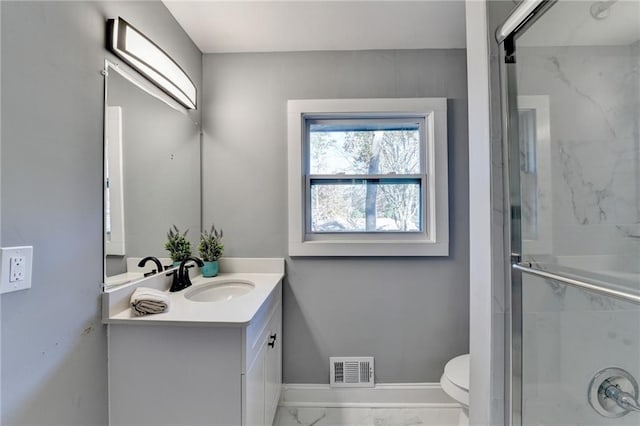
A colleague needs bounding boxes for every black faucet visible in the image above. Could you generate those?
[179,257,204,288]
[138,256,165,277]
[169,257,204,292]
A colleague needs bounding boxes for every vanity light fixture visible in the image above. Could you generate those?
[106,17,197,109]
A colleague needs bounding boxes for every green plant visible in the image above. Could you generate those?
[198,224,224,262]
[164,225,192,262]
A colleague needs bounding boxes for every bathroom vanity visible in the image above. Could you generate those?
[103,259,284,426]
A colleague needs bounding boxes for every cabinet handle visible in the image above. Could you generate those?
[268,333,277,348]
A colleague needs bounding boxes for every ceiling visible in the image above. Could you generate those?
[162,1,467,54]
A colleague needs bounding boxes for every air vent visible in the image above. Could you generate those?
[330,357,374,387]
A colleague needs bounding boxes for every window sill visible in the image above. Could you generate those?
[288,239,449,257]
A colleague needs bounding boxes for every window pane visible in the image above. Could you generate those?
[310,181,421,232]
[308,120,421,175]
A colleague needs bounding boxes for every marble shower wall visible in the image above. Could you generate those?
[521,274,640,425]
[518,41,640,426]
[517,45,640,262]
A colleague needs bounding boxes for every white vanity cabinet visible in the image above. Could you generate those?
[107,279,282,426]
[245,298,282,426]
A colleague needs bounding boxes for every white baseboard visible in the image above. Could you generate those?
[279,383,460,408]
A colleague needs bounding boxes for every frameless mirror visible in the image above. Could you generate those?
[103,61,200,287]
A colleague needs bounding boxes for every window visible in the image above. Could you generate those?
[288,98,449,256]
[518,95,552,255]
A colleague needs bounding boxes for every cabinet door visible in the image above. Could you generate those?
[264,305,282,426]
[245,341,266,426]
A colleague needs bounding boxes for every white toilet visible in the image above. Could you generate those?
[440,353,470,426]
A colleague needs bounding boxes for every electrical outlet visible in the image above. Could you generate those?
[9,256,26,282]
[0,246,33,294]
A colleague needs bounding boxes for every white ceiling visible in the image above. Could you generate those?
[162,1,467,54]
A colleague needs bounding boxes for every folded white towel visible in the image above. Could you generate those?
[130,287,170,316]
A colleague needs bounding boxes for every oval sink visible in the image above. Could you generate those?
[185,280,255,302]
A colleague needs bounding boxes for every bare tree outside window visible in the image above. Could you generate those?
[309,121,422,233]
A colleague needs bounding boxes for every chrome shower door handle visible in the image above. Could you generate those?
[589,367,640,417]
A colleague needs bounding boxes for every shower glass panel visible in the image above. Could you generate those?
[515,0,640,285]
[501,0,640,425]
[522,277,639,425]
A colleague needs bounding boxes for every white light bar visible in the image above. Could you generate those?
[107,17,197,110]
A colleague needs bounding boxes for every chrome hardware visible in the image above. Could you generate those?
[513,263,640,304]
[510,253,522,265]
[496,0,558,43]
[589,367,640,417]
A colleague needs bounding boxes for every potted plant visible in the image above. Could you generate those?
[165,225,192,267]
[198,224,224,277]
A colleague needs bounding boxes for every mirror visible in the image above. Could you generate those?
[103,61,201,287]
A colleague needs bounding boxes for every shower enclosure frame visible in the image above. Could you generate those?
[497,2,558,425]
[497,1,640,425]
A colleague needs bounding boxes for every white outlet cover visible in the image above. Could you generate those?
[0,246,33,294]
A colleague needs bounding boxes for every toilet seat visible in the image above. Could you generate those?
[440,354,470,407]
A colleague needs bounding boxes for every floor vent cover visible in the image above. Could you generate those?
[330,357,374,387]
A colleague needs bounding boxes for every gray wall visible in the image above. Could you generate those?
[202,50,470,383]
[0,2,201,425]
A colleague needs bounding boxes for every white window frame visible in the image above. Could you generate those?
[287,98,449,256]
[518,95,552,255]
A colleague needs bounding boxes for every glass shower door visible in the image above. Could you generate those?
[520,275,639,425]
[501,0,640,425]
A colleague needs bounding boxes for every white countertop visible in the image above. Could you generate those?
[102,258,285,327]
[105,273,283,327]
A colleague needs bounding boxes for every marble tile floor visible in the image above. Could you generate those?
[273,407,462,426]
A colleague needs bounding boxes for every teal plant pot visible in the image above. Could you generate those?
[172,261,182,268]
[202,261,219,278]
